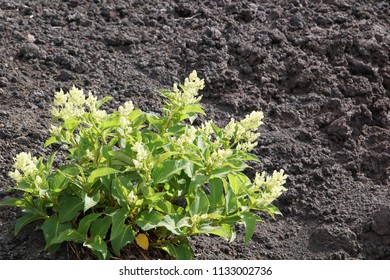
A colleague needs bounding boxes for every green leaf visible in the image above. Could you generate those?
[157,214,185,235]
[84,235,108,260]
[48,173,69,193]
[208,178,224,207]
[50,229,85,245]
[87,167,119,185]
[175,242,193,260]
[78,213,101,235]
[225,185,238,215]
[113,150,133,166]
[151,159,189,184]
[240,212,257,244]
[161,241,193,260]
[110,208,129,240]
[44,135,58,148]
[227,173,242,194]
[136,210,164,231]
[100,116,120,130]
[110,178,130,207]
[155,200,175,214]
[59,164,81,176]
[15,213,44,235]
[58,196,83,223]
[198,224,230,240]
[90,216,112,239]
[111,225,135,256]
[83,191,100,212]
[0,198,25,208]
[188,174,208,193]
[189,188,209,216]
[42,216,72,250]
[96,96,113,109]
[211,166,234,178]
[63,117,81,131]
[183,104,206,115]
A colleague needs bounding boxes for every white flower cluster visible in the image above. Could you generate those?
[8,152,39,182]
[207,148,233,170]
[168,70,205,107]
[224,111,264,152]
[198,120,214,138]
[131,142,149,169]
[51,86,107,123]
[254,170,287,206]
[175,126,197,151]
[118,101,134,135]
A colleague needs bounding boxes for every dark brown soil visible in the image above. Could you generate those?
[1,0,389,260]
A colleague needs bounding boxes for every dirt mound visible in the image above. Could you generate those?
[1,0,389,259]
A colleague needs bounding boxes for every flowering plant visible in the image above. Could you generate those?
[1,71,287,259]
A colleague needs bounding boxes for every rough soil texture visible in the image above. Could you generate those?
[0,0,389,260]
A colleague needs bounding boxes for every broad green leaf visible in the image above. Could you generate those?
[42,216,72,250]
[161,241,193,260]
[111,178,129,207]
[0,198,25,208]
[84,235,108,260]
[157,214,185,235]
[183,104,206,115]
[47,172,69,193]
[111,225,135,256]
[151,159,189,184]
[16,181,34,193]
[136,210,164,231]
[50,229,85,245]
[113,150,133,166]
[15,213,44,235]
[83,191,100,212]
[225,185,238,215]
[211,166,233,179]
[63,117,81,131]
[228,173,243,195]
[44,135,58,148]
[240,212,257,244]
[78,213,101,235]
[208,178,224,207]
[176,242,193,260]
[198,224,230,240]
[110,208,129,240]
[96,96,113,109]
[131,111,147,127]
[90,216,112,239]
[189,188,209,216]
[188,174,208,193]
[59,164,81,176]
[87,167,119,185]
[101,116,120,130]
[155,200,175,214]
[58,196,83,223]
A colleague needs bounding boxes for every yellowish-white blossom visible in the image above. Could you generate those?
[49,125,62,136]
[198,120,214,138]
[118,101,134,116]
[167,70,205,107]
[8,169,22,182]
[255,170,287,206]
[8,152,39,182]
[131,142,149,169]
[207,148,233,169]
[176,126,197,149]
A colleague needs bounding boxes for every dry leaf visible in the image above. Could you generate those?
[135,233,149,250]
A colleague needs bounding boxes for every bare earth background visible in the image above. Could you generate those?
[0,0,389,260]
